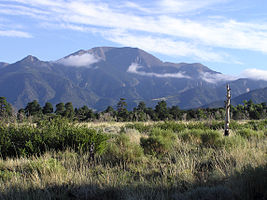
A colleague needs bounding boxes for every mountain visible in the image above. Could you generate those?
[203,87,267,108]
[0,62,8,69]
[1,47,267,110]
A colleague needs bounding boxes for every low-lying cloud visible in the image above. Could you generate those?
[201,72,238,84]
[127,63,190,79]
[201,68,267,83]
[241,68,267,81]
[57,53,99,67]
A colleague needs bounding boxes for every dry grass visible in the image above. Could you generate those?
[0,121,266,200]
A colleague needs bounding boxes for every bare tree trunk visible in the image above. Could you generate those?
[224,84,231,136]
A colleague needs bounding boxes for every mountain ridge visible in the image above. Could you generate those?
[1,47,267,110]
[203,87,267,108]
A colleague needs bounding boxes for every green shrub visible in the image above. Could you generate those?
[204,121,225,130]
[0,119,109,158]
[140,128,176,155]
[186,122,207,130]
[200,130,222,147]
[179,129,203,144]
[155,121,186,133]
[125,123,152,133]
[236,128,264,139]
[246,120,267,131]
[220,135,246,150]
[185,121,224,130]
[179,129,222,148]
[103,134,144,163]
[229,121,242,130]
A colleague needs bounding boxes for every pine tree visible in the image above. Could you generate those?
[0,97,12,118]
[25,100,42,116]
[42,102,53,114]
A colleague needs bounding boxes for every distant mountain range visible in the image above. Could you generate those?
[0,47,267,110]
[204,87,267,108]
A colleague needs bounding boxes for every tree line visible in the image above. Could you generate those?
[0,97,266,122]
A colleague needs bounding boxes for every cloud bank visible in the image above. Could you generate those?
[127,63,190,79]
[57,53,99,67]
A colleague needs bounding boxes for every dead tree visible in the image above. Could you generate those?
[224,84,231,136]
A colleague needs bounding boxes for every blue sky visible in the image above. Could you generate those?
[0,0,267,80]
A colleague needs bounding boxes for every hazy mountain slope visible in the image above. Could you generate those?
[0,62,8,69]
[203,87,267,108]
[0,47,267,110]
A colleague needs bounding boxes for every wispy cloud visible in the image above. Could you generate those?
[241,69,267,81]
[157,0,228,14]
[57,53,99,67]
[0,29,32,38]
[127,63,190,79]
[2,0,267,62]
[201,68,267,83]
[201,72,237,83]
[104,30,225,62]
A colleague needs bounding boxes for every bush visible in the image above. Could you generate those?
[0,118,109,158]
[229,120,242,130]
[200,130,222,147]
[103,134,144,163]
[179,129,222,148]
[236,128,264,139]
[246,120,267,131]
[186,122,207,130]
[155,121,186,133]
[204,121,225,130]
[125,123,152,133]
[140,128,176,155]
[220,135,246,150]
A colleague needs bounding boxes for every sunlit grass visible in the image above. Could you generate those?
[0,120,266,199]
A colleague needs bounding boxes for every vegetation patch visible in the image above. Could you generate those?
[0,120,266,200]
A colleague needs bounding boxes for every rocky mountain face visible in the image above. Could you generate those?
[0,47,267,110]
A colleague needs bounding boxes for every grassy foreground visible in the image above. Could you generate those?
[0,120,266,200]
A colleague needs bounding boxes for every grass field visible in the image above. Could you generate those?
[0,119,266,199]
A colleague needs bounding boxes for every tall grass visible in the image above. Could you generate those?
[0,119,266,199]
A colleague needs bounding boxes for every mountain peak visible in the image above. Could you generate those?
[21,55,40,63]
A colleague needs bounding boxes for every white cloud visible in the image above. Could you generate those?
[127,63,190,79]
[57,53,99,67]
[0,29,32,38]
[158,0,228,14]
[2,0,267,62]
[201,72,237,83]
[105,30,224,62]
[201,68,267,83]
[241,69,267,81]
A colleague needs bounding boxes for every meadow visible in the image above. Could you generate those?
[0,119,266,200]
